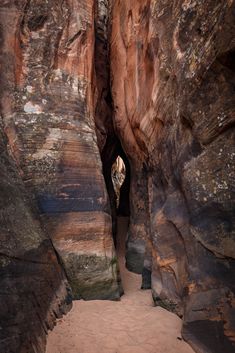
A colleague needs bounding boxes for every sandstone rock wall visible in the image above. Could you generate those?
[110,1,235,352]
[1,1,235,353]
[0,0,120,301]
[0,121,71,353]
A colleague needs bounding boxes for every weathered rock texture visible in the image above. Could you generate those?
[1,0,235,353]
[0,0,120,302]
[0,122,72,352]
[110,1,235,352]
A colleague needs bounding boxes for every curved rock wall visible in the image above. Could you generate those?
[1,1,235,352]
[110,0,235,352]
[0,122,71,352]
[0,0,120,301]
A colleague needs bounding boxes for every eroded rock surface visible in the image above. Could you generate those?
[0,0,119,301]
[0,0,235,353]
[110,1,235,352]
[0,122,72,353]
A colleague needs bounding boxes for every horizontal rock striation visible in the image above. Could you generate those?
[0,122,72,353]
[0,0,120,302]
[1,0,235,352]
[110,0,235,352]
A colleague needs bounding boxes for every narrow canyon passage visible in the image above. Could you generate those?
[46,218,194,353]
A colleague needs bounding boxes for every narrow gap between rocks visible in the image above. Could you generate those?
[111,156,126,211]
[46,216,193,353]
[111,154,130,248]
[46,142,194,353]
[101,140,131,249]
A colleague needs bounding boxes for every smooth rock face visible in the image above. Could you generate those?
[0,0,119,301]
[0,124,72,353]
[110,0,235,352]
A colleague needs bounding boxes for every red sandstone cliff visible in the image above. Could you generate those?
[0,123,71,352]
[110,1,235,352]
[0,1,120,352]
[0,0,120,301]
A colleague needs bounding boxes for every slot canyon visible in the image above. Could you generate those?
[0,1,234,353]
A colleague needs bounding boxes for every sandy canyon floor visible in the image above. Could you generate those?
[46,218,194,353]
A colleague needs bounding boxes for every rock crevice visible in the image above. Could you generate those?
[0,1,235,353]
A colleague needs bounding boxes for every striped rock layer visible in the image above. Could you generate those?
[0,1,235,353]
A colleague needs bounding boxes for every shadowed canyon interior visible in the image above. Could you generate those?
[0,1,234,353]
